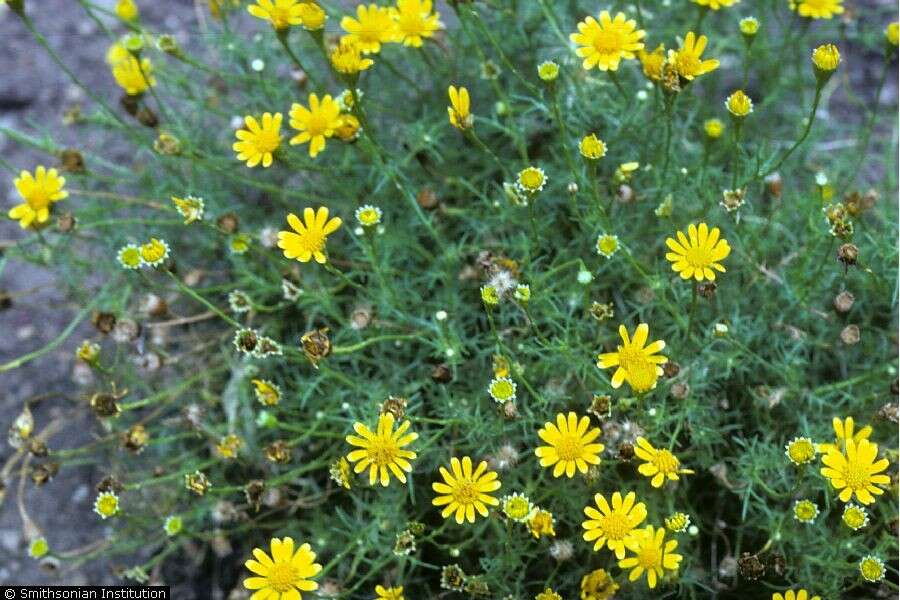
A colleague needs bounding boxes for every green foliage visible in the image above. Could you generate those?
[3,0,898,598]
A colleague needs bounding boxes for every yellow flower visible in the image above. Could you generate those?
[668,32,719,81]
[785,437,817,465]
[355,204,382,227]
[296,2,326,30]
[637,44,665,81]
[481,285,500,306]
[94,491,120,519]
[618,526,682,589]
[252,379,281,406]
[694,0,739,8]
[582,491,647,558]
[330,40,374,75]
[288,94,342,158]
[859,555,885,582]
[665,222,731,281]
[665,512,691,533]
[528,508,556,538]
[171,195,205,224]
[216,434,243,459]
[812,44,840,73]
[580,134,607,159]
[614,161,640,182]
[501,493,532,522]
[596,323,667,393]
[517,167,547,193]
[488,377,517,403]
[330,457,352,489]
[341,4,397,54]
[277,207,342,264]
[792,499,819,523]
[77,341,100,363]
[345,412,418,486]
[596,233,619,258]
[115,0,139,21]
[634,437,694,488]
[792,0,843,19]
[28,538,49,559]
[111,55,155,96]
[375,585,404,600]
[887,22,899,46]
[117,244,143,269]
[740,17,759,36]
[233,112,282,168]
[243,537,322,599]
[841,503,869,530]
[230,232,248,253]
[725,89,753,117]
[819,416,872,453]
[704,118,724,139]
[570,11,645,71]
[447,85,473,130]
[773,590,821,600]
[163,515,183,536]
[535,412,604,478]
[335,113,361,141]
[820,438,890,505]
[140,238,170,267]
[8,166,68,229]
[432,456,501,524]
[580,568,619,600]
[393,0,442,48]
[537,60,560,81]
[247,0,306,29]
[535,589,562,600]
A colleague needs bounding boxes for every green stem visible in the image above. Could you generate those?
[758,84,823,181]
[840,59,890,194]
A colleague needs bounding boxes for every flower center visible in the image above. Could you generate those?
[367,438,399,467]
[653,449,679,474]
[267,562,298,593]
[399,12,425,34]
[599,513,630,540]
[637,544,662,569]
[684,245,712,269]
[843,461,867,490]
[555,433,583,461]
[617,346,658,392]
[593,29,623,55]
[452,480,478,504]
[299,230,325,253]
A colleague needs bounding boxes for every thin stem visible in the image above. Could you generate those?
[276,31,322,90]
[840,59,890,194]
[686,283,699,342]
[757,84,823,181]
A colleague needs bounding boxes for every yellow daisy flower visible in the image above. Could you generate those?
[115,0,139,21]
[517,167,547,194]
[330,40,374,75]
[243,537,322,599]
[819,416,872,453]
[140,238,170,267]
[665,222,731,281]
[841,503,869,530]
[634,437,694,488]
[618,526,682,589]
[299,2,326,30]
[820,438,890,505]
[233,112,282,168]
[668,32,719,81]
[289,94,343,158]
[536,589,562,600]
[704,118,725,139]
[791,0,843,19]
[535,412,604,478]
[340,4,397,54]
[773,590,821,600]
[432,456,501,524]
[637,44,666,81]
[811,44,840,74]
[859,555,885,582]
[393,0,442,47]
[725,90,753,117]
[792,499,819,523]
[580,568,619,600]
[580,134,607,159]
[111,55,155,96]
[582,491,647,558]
[8,166,68,229]
[596,323,667,394]
[785,437,817,465]
[375,585,404,600]
[501,493,533,522]
[277,207,342,264]
[740,17,760,36]
[448,85,473,130]
[528,508,556,538]
[247,0,305,30]
[694,0,739,8]
[887,22,899,46]
[251,379,281,406]
[94,491,120,519]
[570,11,645,71]
[345,412,418,487]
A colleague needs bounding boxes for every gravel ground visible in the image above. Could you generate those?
[0,0,896,592]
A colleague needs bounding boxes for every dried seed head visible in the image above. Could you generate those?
[380,396,408,420]
[90,392,122,418]
[440,565,466,591]
[350,304,373,330]
[738,553,766,581]
[589,394,612,420]
[245,480,265,512]
[503,400,518,419]
[60,149,85,173]
[837,243,859,267]
[671,382,690,400]
[698,281,718,299]
[140,293,168,317]
[431,363,452,383]
[417,188,438,209]
[833,290,855,313]
[217,213,240,234]
[662,361,681,378]
[549,539,574,562]
[840,324,860,345]
[121,424,150,454]
[765,172,782,198]
[233,328,259,355]
[876,402,898,424]
[300,328,331,368]
[618,442,635,460]
[136,107,159,128]
[31,462,59,486]
[112,319,141,344]
[92,312,117,334]
[96,475,124,494]
[185,471,211,496]
[617,184,635,203]
[28,439,48,458]
[56,213,77,233]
